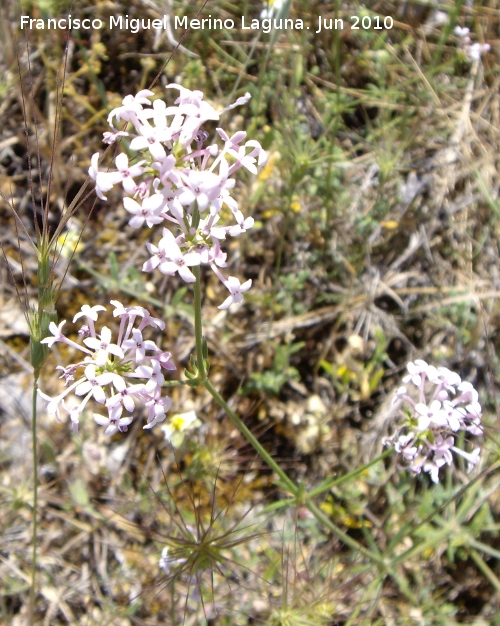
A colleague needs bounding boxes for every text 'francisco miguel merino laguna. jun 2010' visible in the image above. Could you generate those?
[20,13,395,34]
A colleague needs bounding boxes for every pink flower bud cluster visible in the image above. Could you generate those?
[383,360,482,483]
[38,302,175,434]
[89,85,267,310]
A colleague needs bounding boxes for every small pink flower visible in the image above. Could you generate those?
[135,360,165,394]
[143,229,200,283]
[122,329,157,362]
[176,170,222,211]
[123,194,165,229]
[218,276,252,310]
[106,375,144,412]
[451,446,481,472]
[84,326,124,366]
[41,320,67,347]
[402,360,429,386]
[94,405,134,435]
[142,389,171,429]
[130,124,170,160]
[75,365,114,404]
[107,90,154,129]
[114,153,145,193]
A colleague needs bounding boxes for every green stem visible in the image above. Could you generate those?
[302,499,386,566]
[469,548,500,593]
[309,449,392,498]
[192,266,207,381]
[191,268,386,568]
[204,375,298,495]
[30,375,39,624]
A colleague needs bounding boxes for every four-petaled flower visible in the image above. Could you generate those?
[94,405,134,436]
[123,194,165,228]
[218,276,252,310]
[74,365,114,404]
[143,228,201,283]
[84,326,124,367]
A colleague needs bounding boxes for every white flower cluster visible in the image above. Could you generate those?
[454,26,490,62]
[89,85,267,310]
[38,302,176,434]
[383,360,482,483]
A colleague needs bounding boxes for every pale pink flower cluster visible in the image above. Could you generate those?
[38,302,175,434]
[383,360,482,483]
[454,26,490,62]
[89,85,267,310]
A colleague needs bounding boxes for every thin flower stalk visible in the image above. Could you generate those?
[191,268,386,568]
[0,31,99,624]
